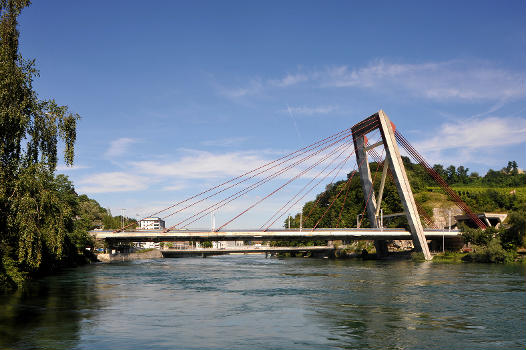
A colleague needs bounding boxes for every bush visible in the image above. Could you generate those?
[411,252,425,262]
[200,241,213,248]
[462,239,514,263]
[418,193,430,203]
[461,226,496,246]
[500,212,526,249]
[432,251,465,263]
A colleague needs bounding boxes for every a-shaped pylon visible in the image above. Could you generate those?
[352,110,432,260]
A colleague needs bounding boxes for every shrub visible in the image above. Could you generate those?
[419,193,430,203]
[411,252,425,262]
[500,212,526,249]
[462,239,514,263]
[461,226,497,246]
[200,241,213,248]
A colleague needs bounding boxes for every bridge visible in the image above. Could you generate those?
[92,228,460,242]
[93,111,484,260]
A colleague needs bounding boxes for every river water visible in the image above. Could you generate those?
[1,255,524,350]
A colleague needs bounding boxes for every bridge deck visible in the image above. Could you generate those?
[91,228,460,242]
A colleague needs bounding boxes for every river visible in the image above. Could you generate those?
[1,255,524,349]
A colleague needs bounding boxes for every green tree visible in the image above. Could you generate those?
[445,165,457,184]
[500,212,526,249]
[200,241,213,248]
[469,171,480,183]
[1,1,82,289]
[456,166,469,184]
[432,164,446,179]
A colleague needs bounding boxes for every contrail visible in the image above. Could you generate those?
[286,104,303,143]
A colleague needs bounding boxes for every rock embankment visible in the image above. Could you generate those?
[97,249,162,263]
[432,206,463,229]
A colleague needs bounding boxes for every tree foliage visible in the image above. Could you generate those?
[285,161,408,230]
[0,1,87,290]
[285,155,525,259]
[461,238,513,264]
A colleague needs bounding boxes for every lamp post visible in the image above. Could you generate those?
[380,209,383,232]
[211,211,216,231]
[356,214,362,228]
[444,209,451,253]
[120,209,126,230]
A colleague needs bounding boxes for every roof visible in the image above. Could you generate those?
[140,217,164,221]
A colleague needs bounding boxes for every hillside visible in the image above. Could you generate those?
[286,159,526,230]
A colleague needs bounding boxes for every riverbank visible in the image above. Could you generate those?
[430,250,526,264]
[94,246,526,264]
[96,249,162,263]
[333,247,526,264]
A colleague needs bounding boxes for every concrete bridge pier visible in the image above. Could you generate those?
[354,124,389,258]
[375,241,389,258]
[352,111,432,260]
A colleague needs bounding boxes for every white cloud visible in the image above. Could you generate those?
[79,146,356,228]
[129,140,353,180]
[130,150,272,179]
[218,59,523,102]
[411,116,526,165]
[318,60,524,101]
[105,138,137,158]
[162,183,187,191]
[415,116,526,152]
[56,164,90,171]
[217,79,263,99]
[201,137,248,147]
[77,172,148,193]
[270,73,309,87]
[282,105,337,115]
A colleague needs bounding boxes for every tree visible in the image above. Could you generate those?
[445,165,457,184]
[432,164,446,179]
[500,212,526,249]
[510,161,518,175]
[201,241,213,248]
[456,166,469,184]
[1,1,82,288]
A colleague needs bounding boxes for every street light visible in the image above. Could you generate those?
[120,208,126,230]
[210,211,216,231]
[444,209,451,253]
[356,214,363,228]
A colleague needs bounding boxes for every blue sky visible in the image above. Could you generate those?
[17,1,525,229]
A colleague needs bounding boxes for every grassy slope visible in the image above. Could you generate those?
[427,186,526,197]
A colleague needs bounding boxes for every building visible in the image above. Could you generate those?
[134,242,160,249]
[194,240,245,248]
[211,241,245,249]
[139,217,165,230]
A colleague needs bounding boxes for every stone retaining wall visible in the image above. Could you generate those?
[97,249,163,263]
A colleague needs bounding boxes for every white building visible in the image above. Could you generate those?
[139,217,165,230]
[195,241,245,248]
[134,242,160,249]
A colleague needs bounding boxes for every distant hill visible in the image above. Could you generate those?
[285,159,526,230]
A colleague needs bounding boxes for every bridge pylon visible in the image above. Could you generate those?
[352,110,432,260]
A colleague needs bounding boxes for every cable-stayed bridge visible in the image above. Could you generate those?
[91,111,484,260]
[92,228,460,242]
